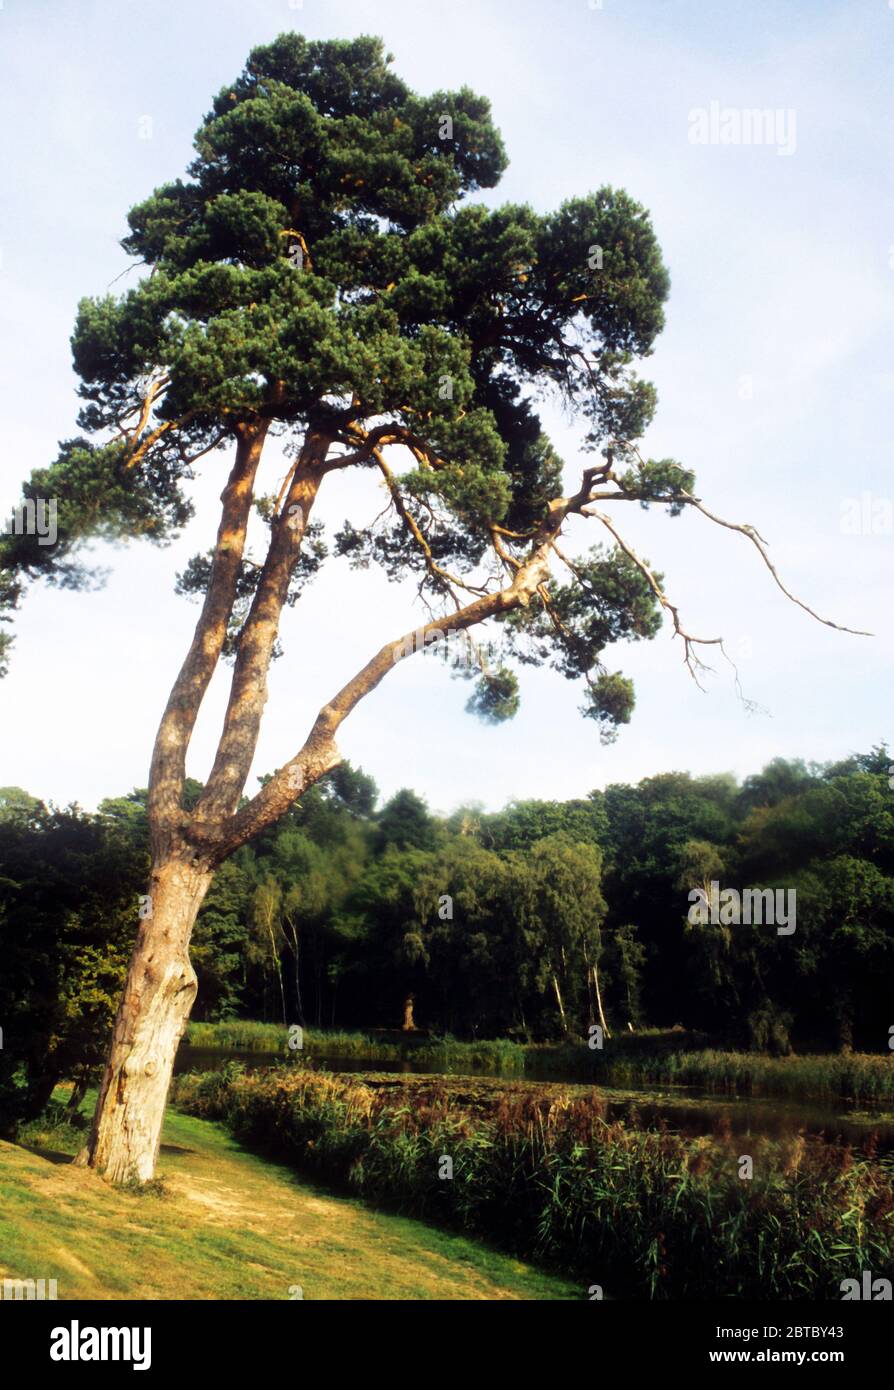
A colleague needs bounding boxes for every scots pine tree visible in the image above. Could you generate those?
[0,34,857,1181]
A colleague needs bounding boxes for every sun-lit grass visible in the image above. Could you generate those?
[185,1019,296,1051]
[0,1086,578,1301]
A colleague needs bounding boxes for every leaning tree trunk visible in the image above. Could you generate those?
[551,974,569,1036]
[591,963,612,1041]
[66,419,584,1186]
[75,855,212,1183]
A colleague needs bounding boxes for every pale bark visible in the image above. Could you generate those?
[80,425,271,1184]
[592,962,611,1040]
[82,457,601,1183]
[270,924,287,1026]
[283,917,305,1027]
[193,431,330,825]
[75,855,212,1183]
[147,424,267,854]
[551,973,568,1035]
[210,513,564,859]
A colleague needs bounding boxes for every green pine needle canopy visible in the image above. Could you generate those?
[0,32,861,853]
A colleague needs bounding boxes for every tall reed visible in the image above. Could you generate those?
[172,1066,894,1299]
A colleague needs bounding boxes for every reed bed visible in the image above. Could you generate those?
[182,1023,894,1102]
[171,1066,894,1299]
[583,1049,894,1101]
[184,1022,532,1071]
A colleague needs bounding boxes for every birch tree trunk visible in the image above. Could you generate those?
[287,923,305,1028]
[551,973,569,1035]
[592,962,611,1040]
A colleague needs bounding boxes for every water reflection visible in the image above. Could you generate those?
[175,1045,894,1154]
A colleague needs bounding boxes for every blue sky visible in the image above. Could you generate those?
[0,0,891,814]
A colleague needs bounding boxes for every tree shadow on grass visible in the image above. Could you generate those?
[17,1143,76,1165]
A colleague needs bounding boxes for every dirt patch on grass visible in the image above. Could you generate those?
[165,1176,248,1221]
[51,1245,96,1279]
[0,1118,576,1301]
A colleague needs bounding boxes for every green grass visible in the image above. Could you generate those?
[172,1065,894,1299]
[0,1087,578,1301]
[184,1020,528,1071]
[186,1019,300,1051]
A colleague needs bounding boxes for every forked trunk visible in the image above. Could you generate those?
[75,856,213,1183]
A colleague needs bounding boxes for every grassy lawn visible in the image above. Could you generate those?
[0,1094,579,1301]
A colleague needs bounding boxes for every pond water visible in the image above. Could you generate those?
[175,1045,894,1154]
